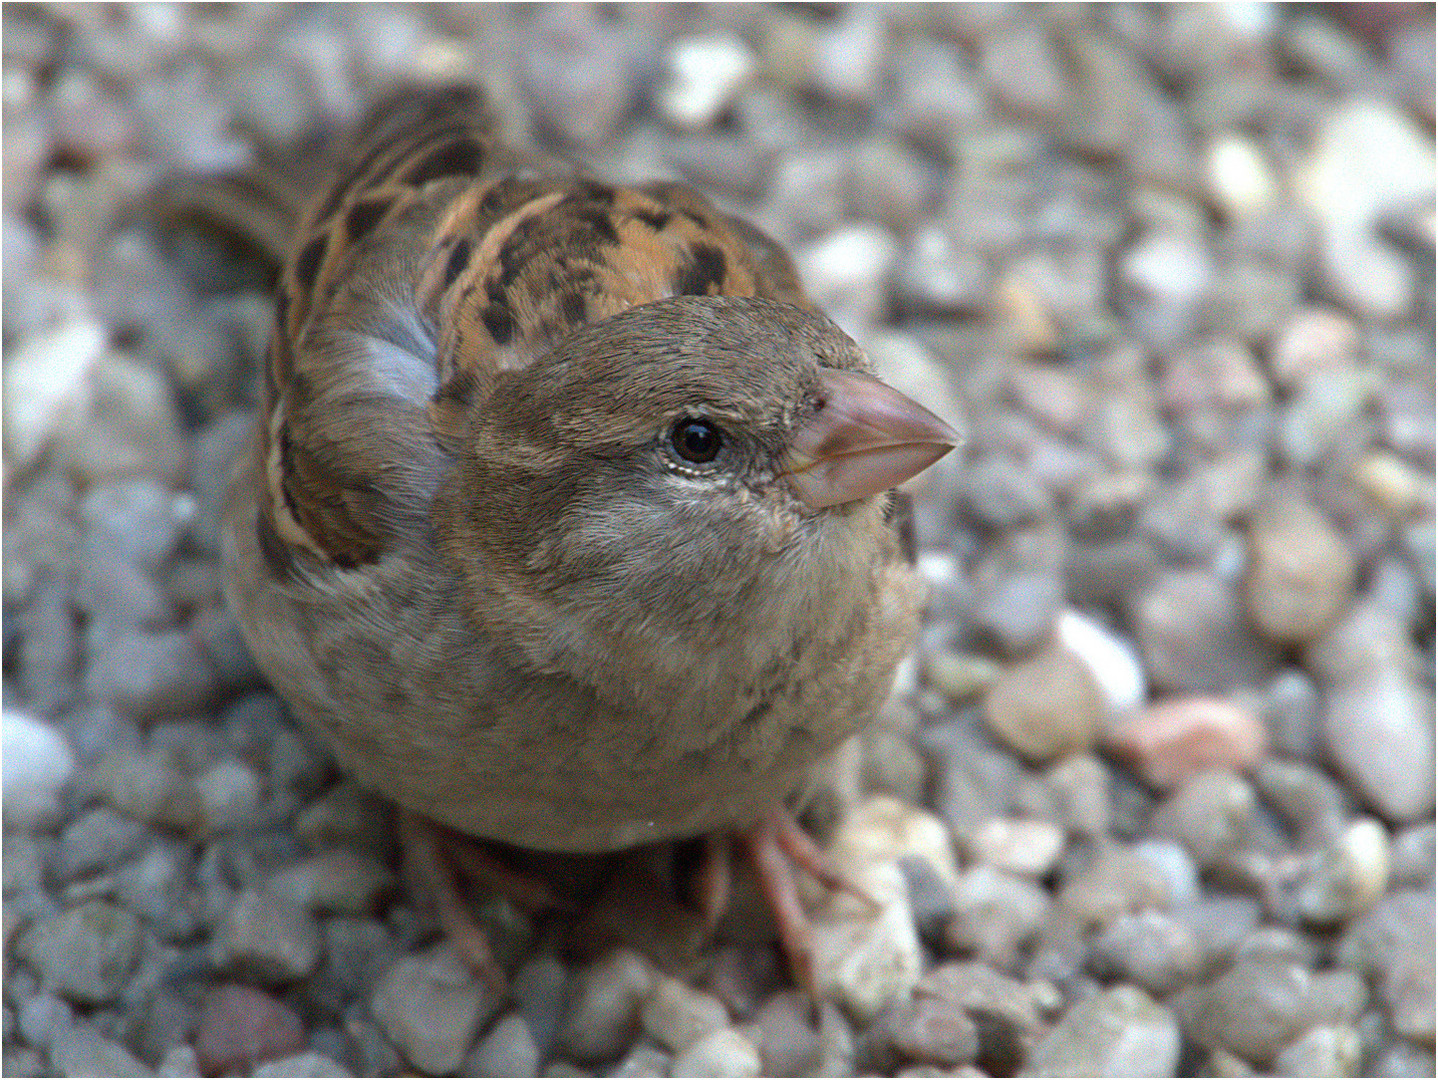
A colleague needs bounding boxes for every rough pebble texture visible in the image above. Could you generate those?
[3,3,1433,1077]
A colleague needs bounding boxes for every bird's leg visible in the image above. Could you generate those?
[735,806,878,993]
[398,810,572,994]
[691,832,732,936]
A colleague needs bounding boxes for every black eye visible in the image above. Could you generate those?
[670,417,723,463]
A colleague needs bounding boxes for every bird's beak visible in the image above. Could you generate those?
[780,369,961,509]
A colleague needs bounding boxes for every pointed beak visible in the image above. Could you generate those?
[779,369,962,509]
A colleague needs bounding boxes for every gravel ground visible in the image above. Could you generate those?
[3,3,1435,1077]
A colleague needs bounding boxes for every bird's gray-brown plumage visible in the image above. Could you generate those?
[213,82,957,980]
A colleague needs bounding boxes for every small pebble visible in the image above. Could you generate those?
[1020,985,1180,1078]
[213,888,322,983]
[983,643,1106,763]
[1106,696,1267,791]
[1056,610,1147,715]
[1132,571,1279,694]
[1058,845,1171,928]
[1151,770,1258,870]
[1323,667,1435,823]
[510,951,568,1058]
[3,712,76,832]
[752,991,821,1077]
[658,35,755,131]
[1090,910,1204,996]
[15,900,142,1005]
[556,948,656,1064]
[193,983,306,1076]
[195,758,263,834]
[1293,818,1392,924]
[1273,1024,1361,1076]
[881,994,979,1069]
[972,571,1063,658]
[1389,823,1435,888]
[966,817,1065,878]
[1118,230,1214,350]
[1268,307,1360,389]
[1206,133,1280,220]
[1337,890,1436,1044]
[916,962,1051,1076]
[1173,961,1368,1066]
[809,862,923,1024]
[49,1023,153,1078]
[1244,495,1356,645]
[265,848,394,915]
[16,993,74,1050]
[370,943,503,1076]
[638,975,729,1054]
[1044,754,1112,838]
[668,1027,761,1078]
[88,748,201,831]
[252,1050,352,1077]
[467,1012,541,1078]
[946,865,1051,969]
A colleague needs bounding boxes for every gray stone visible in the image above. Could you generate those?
[752,991,821,1078]
[1174,961,1368,1066]
[115,841,199,942]
[518,6,633,149]
[15,901,142,1005]
[467,1012,541,1078]
[605,1040,670,1078]
[370,943,503,1076]
[265,849,394,915]
[1271,1024,1361,1077]
[1337,890,1435,1044]
[214,888,322,983]
[16,993,74,1050]
[669,1028,760,1078]
[84,631,218,720]
[511,951,568,1057]
[1090,910,1203,996]
[252,1050,352,1077]
[89,748,201,831]
[49,1024,152,1077]
[946,865,1051,970]
[1321,669,1435,823]
[1152,770,1259,871]
[638,975,729,1053]
[55,807,149,881]
[973,572,1063,657]
[557,948,657,1064]
[1058,845,1170,928]
[1131,572,1279,694]
[1021,985,1180,1078]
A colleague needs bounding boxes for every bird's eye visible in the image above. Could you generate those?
[670,417,723,463]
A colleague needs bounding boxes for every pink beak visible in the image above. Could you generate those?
[780,369,961,509]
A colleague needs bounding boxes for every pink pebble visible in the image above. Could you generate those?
[1107,696,1267,790]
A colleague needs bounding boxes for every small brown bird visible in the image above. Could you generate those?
[216,84,958,987]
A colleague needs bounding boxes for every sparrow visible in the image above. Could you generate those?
[211,83,959,988]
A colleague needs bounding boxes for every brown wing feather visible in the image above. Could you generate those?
[246,84,819,569]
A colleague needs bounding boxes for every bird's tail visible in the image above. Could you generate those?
[146,124,336,275]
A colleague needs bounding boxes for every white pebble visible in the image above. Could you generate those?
[1206,134,1279,220]
[2,319,105,467]
[659,35,755,130]
[1057,609,1147,714]
[670,1028,761,1078]
[3,711,76,831]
